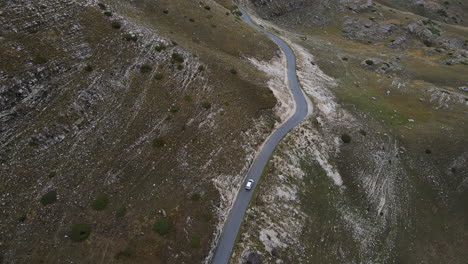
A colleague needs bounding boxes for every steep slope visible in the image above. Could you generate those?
[0,0,281,263]
[232,0,468,263]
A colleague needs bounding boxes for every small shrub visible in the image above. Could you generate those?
[204,5,211,10]
[170,105,180,113]
[191,236,201,248]
[91,194,109,211]
[191,193,201,201]
[189,18,195,22]
[33,56,47,65]
[140,64,152,73]
[116,207,126,217]
[171,40,178,46]
[341,134,351,143]
[365,60,374,66]
[98,3,106,9]
[198,65,205,71]
[40,190,57,206]
[155,43,167,52]
[104,11,112,16]
[123,33,138,41]
[163,10,169,14]
[84,65,93,72]
[115,247,133,259]
[111,21,122,29]
[359,129,367,136]
[233,10,242,16]
[429,27,440,35]
[202,212,213,222]
[342,57,348,61]
[153,218,173,236]
[69,224,91,242]
[184,95,192,102]
[172,53,184,63]
[154,73,164,80]
[229,68,237,74]
[211,24,217,28]
[153,137,165,148]
[201,101,211,109]
[425,149,432,154]
[177,64,184,70]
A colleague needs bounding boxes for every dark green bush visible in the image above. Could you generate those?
[153,137,165,148]
[189,18,195,22]
[198,65,205,71]
[172,53,184,63]
[155,43,167,52]
[191,193,201,201]
[163,10,169,14]
[91,194,109,211]
[40,190,57,206]
[111,21,121,29]
[170,105,180,113]
[116,207,127,217]
[229,68,237,74]
[425,149,432,154]
[33,56,47,65]
[98,3,106,9]
[154,73,164,80]
[184,95,192,102]
[69,224,91,242]
[365,60,374,66]
[140,64,152,73]
[177,64,184,70]
[84,65,93,72]
[171,40,178,46]
[204,5,211,10]
[104,11,112,16]
[153,218,173,236]
[342,57,348,61]
[341,134,351,143]
[201,101,211,109]
[359,129,367,136]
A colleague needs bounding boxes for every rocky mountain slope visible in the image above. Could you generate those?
[0,0,281,263]
[232,0,468,263]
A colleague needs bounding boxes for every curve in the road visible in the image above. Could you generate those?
[211,8,310,264]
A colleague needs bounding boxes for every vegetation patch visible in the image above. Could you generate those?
[40,190,57,206]
[201,101,211,109]
[103,11,112,17]
[191,235,201,247]
[202,212,213,222]
[198,65,205,71]
[153,137,165,148]
[91,194,109,211]
[365,60,374,66]
[84,65,93,72]
[154,73,164,80]
[341,133,352,143]
[98,3,106,9]
[33,56,47,65]
[155,43,167,52]
[184,95,192,102]
[170,105,180,113]
[69,224,91,242]
[123,33,137,41]
[230,68,237,74]
[153,218,173,236]
[191,193,201,201]
[172,53,184,63]
[115,247,133,259]
[111,21,122,29]
[140,64,152,73]
[116,207,127,217]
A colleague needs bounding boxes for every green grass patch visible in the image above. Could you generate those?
[40,190,57,206]
[116,207,127,217]
[154,73,164,80]
[184,95,192,102]
[230,68,237,74]
[153,218,173,236]
[191,236,201,248]
[69,224,91,242]
[341,134,351,143]
[91,194,109,211]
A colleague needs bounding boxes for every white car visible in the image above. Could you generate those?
[245,179,254,190]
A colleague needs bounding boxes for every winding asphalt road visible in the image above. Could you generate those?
[211,8,310,264]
